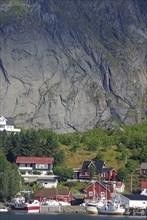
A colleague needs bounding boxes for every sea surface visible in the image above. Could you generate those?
[0,213,146,220]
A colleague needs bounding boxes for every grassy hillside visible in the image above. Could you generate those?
[61,144,125,170]
[58,123,147,172]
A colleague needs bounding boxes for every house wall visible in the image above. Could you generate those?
[119,195,147,208]
[84,182,111,202]
[37,179,58,188]
[140,169,147,175]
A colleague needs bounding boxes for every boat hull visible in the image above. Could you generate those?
[98,208,125,215]
[86,206,98,215]
[0,208,8,212]
[11,206,40,213]
[11,202,40,213]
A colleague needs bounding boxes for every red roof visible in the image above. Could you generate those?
[116,182,123,188]
[16,157,54,164]
[35,188,71,198]
[141,181,147,189]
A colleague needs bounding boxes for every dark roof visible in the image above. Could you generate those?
[82,161,91,170]
[141,162,147,169]
[102,168,114,173]
[82,160,104,172]
[35,188,71,198]
[6,117,14,125]
[93,160,104,172]
[122,194,147,201]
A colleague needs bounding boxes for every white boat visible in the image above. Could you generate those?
[98,201,125,215]
[86,201,98,214]
[11,197,40,213]
[86,197,105,214]
[0,207,9,212]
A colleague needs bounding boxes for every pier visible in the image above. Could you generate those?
[125,207,147,216]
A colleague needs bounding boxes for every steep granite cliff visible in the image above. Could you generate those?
[0,0,147,133]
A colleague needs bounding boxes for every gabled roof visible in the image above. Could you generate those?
[122,194,147,201]
[116,182,124,188]
[141,162,147,169]
[83,181,111,193]
[102,168,114,173]
[82,160,104,172]
[141,181,147,189]
[16,157,54,164]
[0,116,6,121]
[94,160,105,172]
[35,188,71,198]
[0,116,14,125]
[82,161,91,170]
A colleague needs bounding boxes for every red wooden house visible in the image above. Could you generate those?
[34,188,73,204]
[75,160,116,181]
[83,181,113,202]
[140,162,147,175]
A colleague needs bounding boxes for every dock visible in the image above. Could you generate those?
[40,205,86,214]
[125,207,147,216]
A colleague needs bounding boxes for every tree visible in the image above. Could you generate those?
[53,166,74,182]
[0,150,21,202]
[125,159,139,173]
[89,165,97,179]
[117,167,129,182]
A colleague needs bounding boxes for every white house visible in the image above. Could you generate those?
[140,181,147,196]
[115,182,125,193]
[0,116,21,133]
[119,194,147,209]
[16,156,58,188]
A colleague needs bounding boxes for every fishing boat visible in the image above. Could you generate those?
[86,201,98,214]
[86,197,106,214]
[11,197,40,213]
[98,200,125,215]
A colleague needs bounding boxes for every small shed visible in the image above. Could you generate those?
[119,194,147,208]
[34,188,74,205]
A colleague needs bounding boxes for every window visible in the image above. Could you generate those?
[35,164,48,169]
[89,191,93,196]
[20,163,25,167]
[101,192,105,196]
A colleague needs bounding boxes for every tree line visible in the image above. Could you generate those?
[0,123,146,201]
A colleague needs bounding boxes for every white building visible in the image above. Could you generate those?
[0,116,21,133]
[119,194,147,209]
[16,156,58,188]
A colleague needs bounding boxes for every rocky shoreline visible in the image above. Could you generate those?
[61,206,86,214]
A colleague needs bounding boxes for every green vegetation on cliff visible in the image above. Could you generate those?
[0,123,146,169]
[0,123,146,198]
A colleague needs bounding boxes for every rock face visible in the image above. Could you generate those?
[0,0,147,133]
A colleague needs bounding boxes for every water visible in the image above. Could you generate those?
[0,213,146,220]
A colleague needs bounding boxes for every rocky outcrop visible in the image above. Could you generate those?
[0,0,146,133]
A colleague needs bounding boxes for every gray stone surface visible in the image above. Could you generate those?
[0,0,146,133]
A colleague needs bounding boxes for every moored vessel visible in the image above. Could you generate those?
[98,201,125,215]
[10,197,40,213]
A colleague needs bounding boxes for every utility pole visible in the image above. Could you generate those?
[130,173,133,194]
